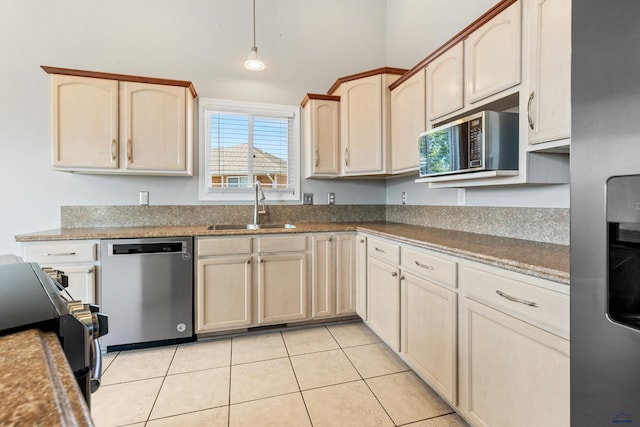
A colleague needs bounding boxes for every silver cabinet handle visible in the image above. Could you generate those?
[127,139,132,161]
[110,139,117,161]
[45,252,76,256]
[496,290,539,307]
[246,259,251,265]
[360,239,365,243]
[415,260,434,270]
[527,91,535,130]
[399,275,405,280]
[345,147,350,167]
[315,150,319,168]
[375,247,386,253]
[391,272,398,277]
[260,259,264,263]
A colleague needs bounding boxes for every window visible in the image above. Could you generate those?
[199,98,300,201]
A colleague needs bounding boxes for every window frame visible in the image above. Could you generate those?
[198,98,301,202]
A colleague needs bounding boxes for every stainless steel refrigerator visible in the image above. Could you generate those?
[571,1,640,425]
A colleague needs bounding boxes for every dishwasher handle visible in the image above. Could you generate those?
[111,242,186,255]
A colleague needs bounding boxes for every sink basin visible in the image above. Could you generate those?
[207,223,296,231]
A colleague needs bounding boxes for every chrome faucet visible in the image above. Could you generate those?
[253,180,266,225]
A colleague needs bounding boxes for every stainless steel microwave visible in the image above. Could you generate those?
[419,111,519,177]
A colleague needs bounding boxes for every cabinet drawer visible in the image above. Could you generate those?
[460,264,569,339]
[367,238,400,265]
[197,237,252,257]
[258,235,307,253]
[402,246,457,289]
[23,241,97,263]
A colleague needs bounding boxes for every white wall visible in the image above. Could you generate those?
[0,0,570,255]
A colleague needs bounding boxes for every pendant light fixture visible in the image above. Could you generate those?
[244,0,265,71]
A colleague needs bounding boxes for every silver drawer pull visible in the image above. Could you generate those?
[45,252,77,257]
[375,247,386,253]
[415,260,434,270]
[496,290,539,307]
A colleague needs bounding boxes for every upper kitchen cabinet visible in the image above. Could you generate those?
[426,42,464,122]
[49,74,119,170]
[43,66,196,176]
[526,0,571,148]
[122,82,189,172]
[465,0,522,104]
[329,68,406,176]
[302,94,341,178]
[389,70,426,174]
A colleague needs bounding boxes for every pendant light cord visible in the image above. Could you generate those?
[252,0,257,48]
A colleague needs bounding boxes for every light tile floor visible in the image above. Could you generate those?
[92,321,470,427]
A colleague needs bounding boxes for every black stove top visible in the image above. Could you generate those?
[0,262,70,334]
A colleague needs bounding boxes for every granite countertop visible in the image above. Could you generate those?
[15,221,569,284]
[0,329,93,426]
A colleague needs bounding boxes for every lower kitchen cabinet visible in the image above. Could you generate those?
[196,256,252,333]
[366,256,401,352]
[335,233,356,315]
[458,297,569,427]
[311,233,357,319]
[401,271,457,405]
[458,262,570,427]
[355,234,368,320]
[257,252,308,325]
[22,240,99,304]
[311,234,335,319]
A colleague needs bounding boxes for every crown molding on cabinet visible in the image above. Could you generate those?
[41,65,198,98]
[327,67,408,95]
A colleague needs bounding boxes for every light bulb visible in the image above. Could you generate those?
[244,46,265,71]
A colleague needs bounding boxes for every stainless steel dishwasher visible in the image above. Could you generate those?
[100,237,194,351]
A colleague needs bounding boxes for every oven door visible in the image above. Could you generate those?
[419,120,469,177]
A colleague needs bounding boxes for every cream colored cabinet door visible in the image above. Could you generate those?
[459,297,570,427]
[527,0,571,145]
[335,233,356,315]
[257,253,308,325]
[465,0,522,104]
[122,82,188,172]
[401,272,457,405]
[390,71,425,173]
[51,75,119,169]
[355,235,367,320]
[426,43,464,121]
[196,256,253,333]
[303,98,340,177]
[311,235,335,318]
[366,256,400,351]
[341,74,384,175]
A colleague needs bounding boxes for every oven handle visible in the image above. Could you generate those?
[90,337,102,393]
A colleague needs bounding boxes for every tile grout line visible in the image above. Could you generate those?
[227,337,234,427]
[144,345,179,425]
[281,330,315,427]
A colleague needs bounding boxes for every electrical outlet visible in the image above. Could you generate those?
[401,191,407,205]
[457,189,466,205]
[303,193,313,205]
[139,191,149,206]
[328,193,335,205]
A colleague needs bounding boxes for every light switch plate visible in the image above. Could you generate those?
[303,193,313,205]
[328,193,335,205]
[402,192,407,205]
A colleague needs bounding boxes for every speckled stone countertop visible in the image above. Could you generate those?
[15,222,569,284]
[0,329,93,426]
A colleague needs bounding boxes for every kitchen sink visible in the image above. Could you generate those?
[207,223,296,231]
